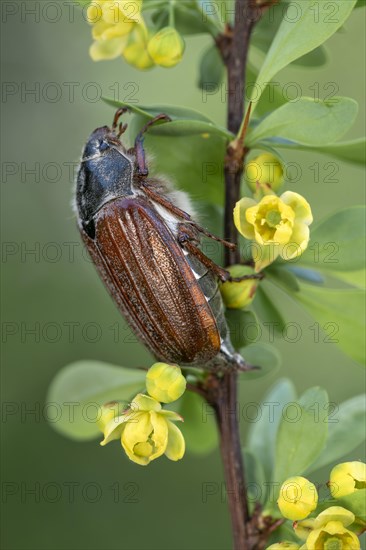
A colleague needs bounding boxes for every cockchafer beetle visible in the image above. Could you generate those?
[76,109,248,371]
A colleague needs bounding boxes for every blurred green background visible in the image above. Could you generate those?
[1,2,365,549]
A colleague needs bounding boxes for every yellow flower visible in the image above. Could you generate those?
[86,0,141,24]
[293,518,316,540]
[100,394,185,466]
[220,265,258,309]
[122,23,155,70]
[305,521,360,550]
[97,401,125,432]
[313,506,355,529]
[245,153,284,197]
[277,477,318,521]
[234,191,313,271]
[89,34,128,61]
[147,27,185,68]
[86,0,143,62]
[329,461,366,498]
[145,363,186,403]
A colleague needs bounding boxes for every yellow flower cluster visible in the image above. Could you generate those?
[98,363,186,465]
[271,462,366,549]
[234,153,313,272]
[86,1,185,68]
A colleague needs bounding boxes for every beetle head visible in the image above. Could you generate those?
[76,120,134,234]
[82,125,127,161]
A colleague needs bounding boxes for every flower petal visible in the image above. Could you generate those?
[149,412,168,460]
[252,242,280,272]
[131,393,162,412]
[89,38,125,61]
[281,191,313,225]
[159,410,184,422]
[233,197,257,239]
[165,421,185,461]
[121,411,152,456]
[314,507,355,529]
[273,220,294,246]
[100,411,133,446]
[280,223,310,260]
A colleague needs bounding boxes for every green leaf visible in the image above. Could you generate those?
[270,137,366,166]
[293,283,366,365]
[253,283,287,333]
[149,119,232,139]
[253,7,328,69]
[307,395,366,473]
[175,391,218,455]
[247,378,297,483]
[251,0,358,107]
[273,387,329,487]
[247,65,287,117]
[241,342,282,380]
[46,361,146,441]
[226,309,260,350]
[198,45,225,91]
[103,98,232,139]
[267,266,300,292]
[300,206,366,272]
[329,269,366,289]
[293,45,328,67]
[356,0,366,7]
[102,97,214,123]
[338,490,366,520]
[247,97,358,147]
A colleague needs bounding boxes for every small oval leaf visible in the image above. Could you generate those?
[47,361,146,441]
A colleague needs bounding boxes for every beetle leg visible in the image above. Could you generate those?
[142,183,191,221]
[193,223,236,250]
[141,183,236,250]
[177,224,231,283]
[112,108,128,131]
[134,114,172,177]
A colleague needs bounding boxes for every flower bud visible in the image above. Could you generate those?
[329,461,366,498]
[245,153,284,197]
[220,265,258,309]
[147,27,185,68]
[122,24,155,69]
[146,363,186,403]
[277,477,318,521]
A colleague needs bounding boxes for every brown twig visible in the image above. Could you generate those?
[208,1,275,549]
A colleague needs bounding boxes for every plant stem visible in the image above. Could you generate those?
[223,0,259,265]
[211,371,250,550]
[210,1,268,549]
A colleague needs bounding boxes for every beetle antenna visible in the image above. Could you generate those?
[112,107,128,131]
